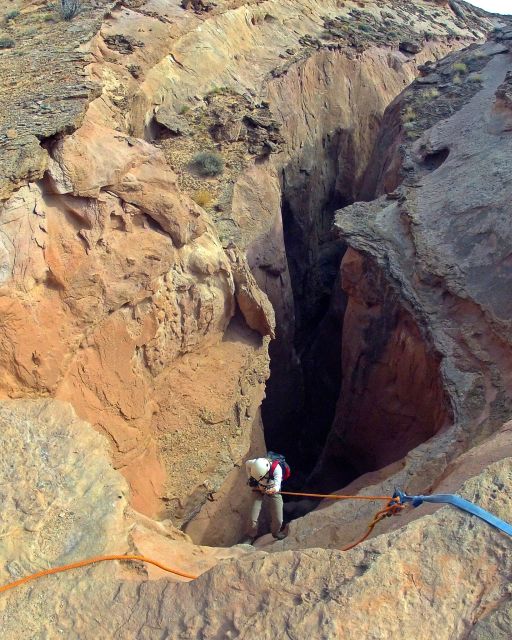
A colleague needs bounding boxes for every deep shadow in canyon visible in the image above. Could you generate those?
[262,126,454,500]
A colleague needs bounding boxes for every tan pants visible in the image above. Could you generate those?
[247,492,283,538]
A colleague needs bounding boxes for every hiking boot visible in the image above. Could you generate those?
[272,531,286,540]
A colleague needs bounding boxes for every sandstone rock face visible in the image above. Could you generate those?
[1,417,511,639]
[317,246,452,484]
[2,2,512,638]
[0,399,128,577]
[0,115,272,523]
[0,0,114,201]
[0,0,490,530]
[329,40,512,457]
[311,32,512,491]
[0,399,255,637]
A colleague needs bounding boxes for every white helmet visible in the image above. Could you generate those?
[250,458,271,481]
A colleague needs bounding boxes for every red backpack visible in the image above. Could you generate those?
[267,451,291,482]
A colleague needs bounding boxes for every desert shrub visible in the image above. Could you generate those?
[60,0,80,20]
[192,151,224,177]
[453,74,463,85]
[452,62,468,74]
[192,189,214,207]
[420,87,440,100]
[402,106,416,123]
[5,10,20,21]
[206,86,231,97]
[0,36,15,48]
[467,51,486,63]
[468,73,483,83]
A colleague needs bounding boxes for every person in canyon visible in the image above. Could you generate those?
[242,455,289,543]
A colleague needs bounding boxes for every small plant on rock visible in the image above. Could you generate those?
[60,0,80,20]
[452,62,468,74]
[206,86,230,97]
[402,106,416,123]
[5,10,20,21]
[0,36,15,48]
[192,151,224,177]
[192,189,214,208]
[420,87,440,101]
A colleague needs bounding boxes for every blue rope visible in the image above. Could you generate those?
[393,489,512,537]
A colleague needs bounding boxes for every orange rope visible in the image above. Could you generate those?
[341,500,405,551]
[1,494,406,595]
[274,490,406,550]
[278,491,394,501]
[0,554,198,595]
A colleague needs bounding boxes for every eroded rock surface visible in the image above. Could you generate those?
[0,0,491,530]
[1,1,512,638]
[1,410,510,639]
[321,38,512,479]
[0,399,255,637]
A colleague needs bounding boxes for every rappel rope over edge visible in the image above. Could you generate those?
[1,488,510,595]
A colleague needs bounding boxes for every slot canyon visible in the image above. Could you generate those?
[0,0,511,637]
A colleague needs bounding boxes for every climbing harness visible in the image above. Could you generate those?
[1,488,510,595]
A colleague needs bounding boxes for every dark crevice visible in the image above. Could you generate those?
[262,180,353,489]
[421,146,450,171]
[262,112,453,508]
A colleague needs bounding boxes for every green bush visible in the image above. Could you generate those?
[60,0,80,20]
[0,36,15,48]
[192,151,224,177]
[402,106,416,123]
[206,86,230,97]
[419,87,440,101]
[5,10,20,21]
[452,62,468,74]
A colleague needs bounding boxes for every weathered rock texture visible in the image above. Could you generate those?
[318,246,453,485]
[0,0,491,532]
[1,404,510,638]
[0,0,114,201]
[315,33,512,489]
[1,1,512,638]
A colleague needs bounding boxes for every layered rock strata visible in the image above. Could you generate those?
[1,2,512,638]
[0,0,491,533]
[312,29,512,511]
